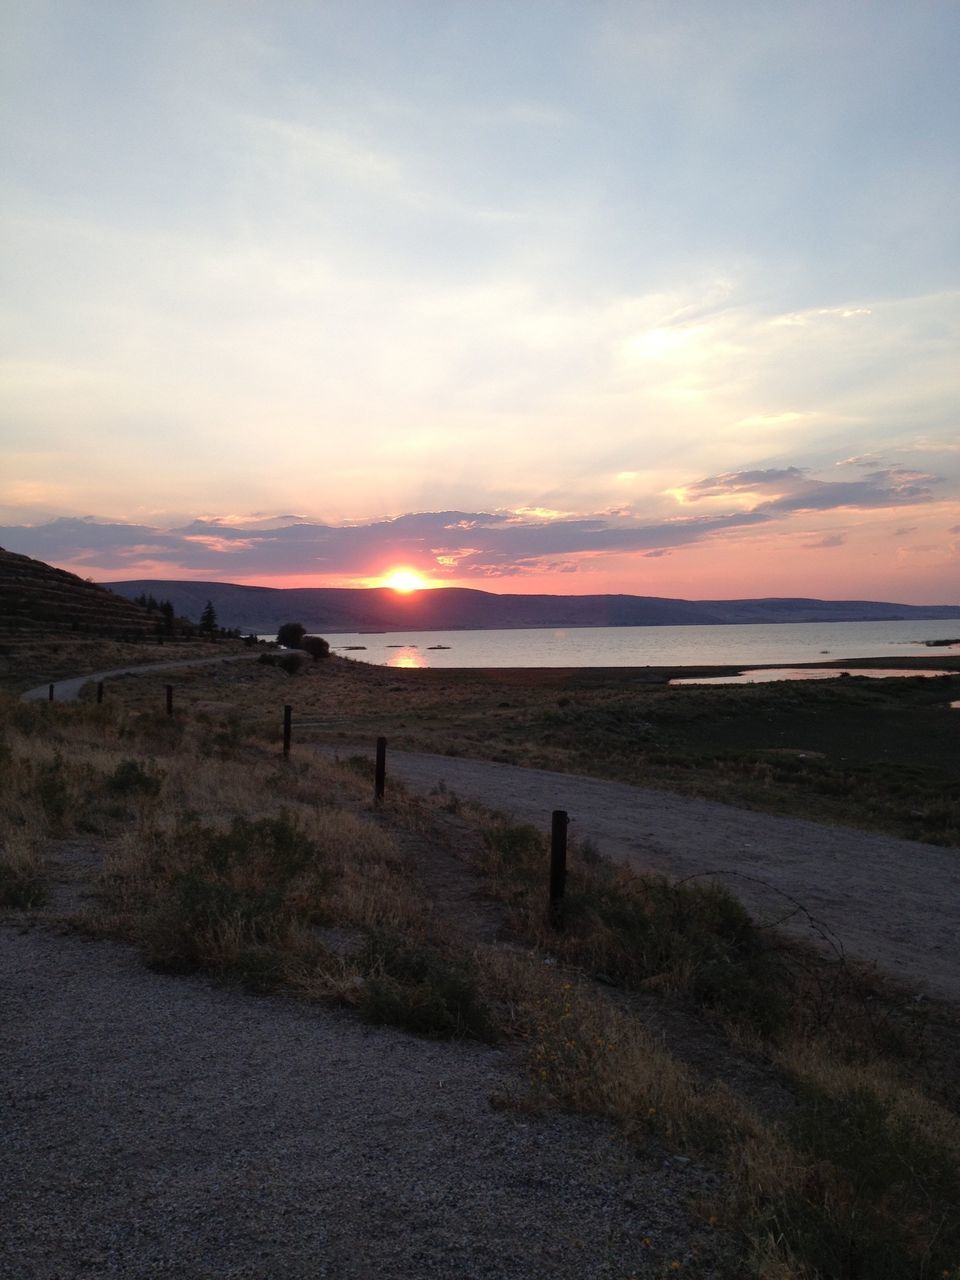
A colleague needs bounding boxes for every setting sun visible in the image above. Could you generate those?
[383,568,427,593]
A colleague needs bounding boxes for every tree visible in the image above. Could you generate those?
[276,621,306,648]
[199,600,218,633]
[301,635,330,662]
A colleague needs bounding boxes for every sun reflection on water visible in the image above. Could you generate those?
[387,648,428,669]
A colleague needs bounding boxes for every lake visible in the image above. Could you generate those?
[311,619,960,670]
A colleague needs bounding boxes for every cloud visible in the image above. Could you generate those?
[677,465,941,514]
[683,468,807,497]
[0,463,951,584]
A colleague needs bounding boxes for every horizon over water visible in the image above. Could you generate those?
[303,619,960,670]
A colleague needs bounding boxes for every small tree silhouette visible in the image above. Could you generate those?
[276,621,306,648]
[199,600,218,633]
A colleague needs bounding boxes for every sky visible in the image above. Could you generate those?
[1,0,958,603]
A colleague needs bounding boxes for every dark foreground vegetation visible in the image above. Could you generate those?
[3,676,960,1278]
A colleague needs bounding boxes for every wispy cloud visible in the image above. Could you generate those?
[677,466,942,513]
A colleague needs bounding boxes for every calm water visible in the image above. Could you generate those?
[318,619,960,670]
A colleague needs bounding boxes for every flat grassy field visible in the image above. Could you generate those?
[98,650,960,846]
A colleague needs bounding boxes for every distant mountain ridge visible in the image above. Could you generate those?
[102,579,960,634]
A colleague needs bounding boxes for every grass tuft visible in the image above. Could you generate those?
[359,930,490,1039]
[0,837,47,908]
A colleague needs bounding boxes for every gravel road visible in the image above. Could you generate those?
[1,927,724,1279]
[376,750,960,1004]
[21,655,255,702]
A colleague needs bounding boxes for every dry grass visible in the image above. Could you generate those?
[5,682,960,1278]
[475,815,788,1037]
[0,828,47,908]
[0,634,252,696]
[92,649,960,844]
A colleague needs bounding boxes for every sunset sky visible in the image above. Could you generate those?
[1,1,958,602]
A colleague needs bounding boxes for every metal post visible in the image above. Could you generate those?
[96,681,104,705]
[283,704,292,759]
[374,736,387,804]
[48,683,55,702]
[550,809,568,928]
[165,685,173,717]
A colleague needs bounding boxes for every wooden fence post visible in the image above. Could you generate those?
[96,681,104,705]
[48,683,54,702]
[550,809,568,929]
[374,736,387,805]
[165,685,173,717]
[283,704,292,759]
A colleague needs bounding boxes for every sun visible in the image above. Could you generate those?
[383,568,427,593]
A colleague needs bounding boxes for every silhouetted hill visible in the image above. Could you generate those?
[1,548,154,637]
[101,578,960,634]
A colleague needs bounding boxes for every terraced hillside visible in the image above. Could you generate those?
[0,547,153,638]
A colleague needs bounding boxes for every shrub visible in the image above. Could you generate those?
[35,754,71,830]
[359,931,490,1039]
[256,652,302,674]
[276,621,306,648]
[0,846,47,909]
[301,635,330,662]
[106,760,162,796]
[759,1082,960,1278]
[140,813,326,984]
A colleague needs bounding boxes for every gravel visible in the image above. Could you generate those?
[2,925,728,1279]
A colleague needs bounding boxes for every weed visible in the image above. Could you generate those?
[34,754,70,831]
[359,930,490,1039]
[0,840,47,908]
[138,813,327,983]
[757,1081,960,1278]
[106,759,162,796]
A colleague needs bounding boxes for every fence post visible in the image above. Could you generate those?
[48,683,55,702]
[550,809,568,929]
[374,736,387,804]
[96,681,104,705]
[282,704,292,759]
[165,685,174,717]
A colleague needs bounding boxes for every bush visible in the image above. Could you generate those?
[106,760,162,796]
[140,813,326,984]
[762,1082,960,1278]
[0,849,47,909]
[359,931,490,1039]
[35,754,71,831]
[256,652,303,674]
[301,635,330,662]
[276,621,306,648]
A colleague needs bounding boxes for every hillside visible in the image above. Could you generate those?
[0,547,154,637]
[102,578,960,634]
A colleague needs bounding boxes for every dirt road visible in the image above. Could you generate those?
[376,749,960,1004]
[20,654,256,702]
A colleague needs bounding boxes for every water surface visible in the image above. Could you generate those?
[320,619,960,669]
